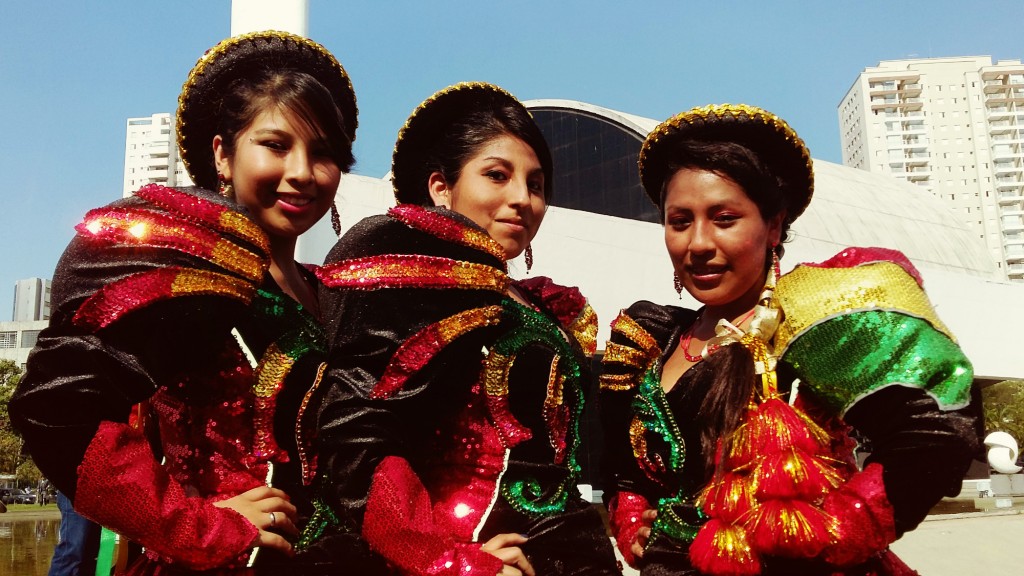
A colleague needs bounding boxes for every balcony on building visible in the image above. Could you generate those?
[147,141,171,158]
[871,98,924,113]
[990,132,1024,146]
[882,110,924,120]
[1001,212,1024,233]
[986,105,1017,120]
[994,161,1024,176]
[992,144,1023,161]
[988,120,1015,135]
[144,168,169,180]
[997,191,1024,208]
[143,156,169,169]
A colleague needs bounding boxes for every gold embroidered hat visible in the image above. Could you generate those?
[176,30,357,190]
[639,104,813,220]
[391,82,551,205]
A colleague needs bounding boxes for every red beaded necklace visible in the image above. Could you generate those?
[680,309,756,363]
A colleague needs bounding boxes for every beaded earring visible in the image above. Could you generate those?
[770,242,782,282]
[673,271,683,299]
[525,244,534,274]
[217,173,234,199]
[331,204,342,236]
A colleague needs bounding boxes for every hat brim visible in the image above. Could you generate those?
[391,82,527,205]
[176,30,357,190]
[639,104,813,221]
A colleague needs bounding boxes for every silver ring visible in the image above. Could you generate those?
[268,511,276,527]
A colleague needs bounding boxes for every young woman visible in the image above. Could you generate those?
[304,83,621,576]
[10,31,357,574]
[601,104,982,575]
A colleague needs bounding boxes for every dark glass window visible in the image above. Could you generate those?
[531,108,660,223]
[19,330,41,349]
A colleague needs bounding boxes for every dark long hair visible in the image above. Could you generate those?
[660,139,788,474]
[414,98,553,204]
[215,69,355,178]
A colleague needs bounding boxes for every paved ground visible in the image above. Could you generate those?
[891,510,1024,575]
[616,510,1024,576]
[5,505,1020,575]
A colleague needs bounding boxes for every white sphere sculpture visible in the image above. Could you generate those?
[984,431,1023,474]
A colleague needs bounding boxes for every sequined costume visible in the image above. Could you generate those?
[601,247,981,575]
[304,204,620,575]
[10,185,331,574]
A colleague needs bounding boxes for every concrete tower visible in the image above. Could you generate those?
[231,0,308,36]
[839,57,1024,281]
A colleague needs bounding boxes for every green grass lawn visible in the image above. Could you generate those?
[1,503,58,513]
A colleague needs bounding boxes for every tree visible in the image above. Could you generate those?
[0,360,31,482]
[982,380,1024,447]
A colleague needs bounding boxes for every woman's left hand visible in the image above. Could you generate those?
[481,533,535,576]
[631,509,657,559]
[213,485,299,553]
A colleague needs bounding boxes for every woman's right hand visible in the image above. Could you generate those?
[481,533,535,576]
[213,486,298,554]
[631,509,658,559]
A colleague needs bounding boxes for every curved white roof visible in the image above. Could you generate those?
[524,98,1001,280]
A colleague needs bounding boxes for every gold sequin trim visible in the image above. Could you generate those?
[254,343,294,398]
[297,362,328,485]
[599,373,638,392]
[483,351,513,397]
[209,239,267,284]
[568,304,599,356]
[629,416,648,461]
[610,312,660,356]
[603,341,650,370]
[775,260,952,351]
[218,210,270,255]
[436,306,504,342]
[170,268,255,303]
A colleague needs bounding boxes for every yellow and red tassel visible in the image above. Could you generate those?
[689,519,761,576]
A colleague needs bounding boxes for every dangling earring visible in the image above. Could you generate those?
[770,242,781,282]
[525,244,534,274]
[673,271,683,299]
[218,173,233,199]
[331,204,342,236]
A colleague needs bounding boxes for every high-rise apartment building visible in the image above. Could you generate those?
[839,56,1024,280]
[123,113,193,197]
[12,277,50,322]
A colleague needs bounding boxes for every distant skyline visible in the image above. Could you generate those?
[2,0,1022,317]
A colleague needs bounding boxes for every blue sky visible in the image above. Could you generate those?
[1,0,1021,319]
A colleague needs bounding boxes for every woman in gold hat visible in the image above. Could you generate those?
[306,82,621,576]
[600,104,981,575]
[11,31,360,574]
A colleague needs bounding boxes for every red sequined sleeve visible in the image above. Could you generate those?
[361,456,504,576]
[606,491,652,568]
[75,421,259,570]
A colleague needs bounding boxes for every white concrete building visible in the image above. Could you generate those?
[0,320,48,369]
[839,57,1024,281]
[12,278,50,322]
[122,113,193,198]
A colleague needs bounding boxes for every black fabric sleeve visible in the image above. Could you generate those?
[842,384,983,536]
